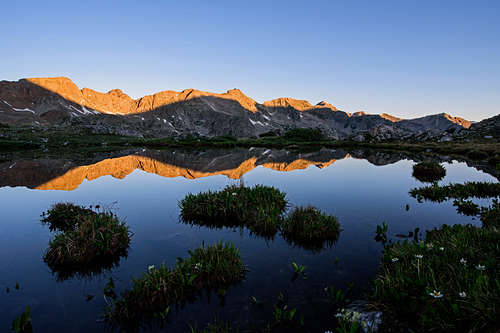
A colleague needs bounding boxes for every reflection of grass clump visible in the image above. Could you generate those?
[41,202,96,231]
[373,224,500,332]
[180,185,287,237]
[43,203,130,275]
[106,242,245,328]
[412,161,446,183]
[452,199,480,216]
[410,181,500,202]
[281,206,340,250]
[480,199,500,229]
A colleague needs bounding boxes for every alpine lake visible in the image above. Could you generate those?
[0,147,497,332]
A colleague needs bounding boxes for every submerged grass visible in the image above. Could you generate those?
[42,203,130,278]
[412,161,446,183]
[180,185,288,237]
[106,241,245,329]
[373,224,500,332]
[281,206,341,251]
[188,319,236,333]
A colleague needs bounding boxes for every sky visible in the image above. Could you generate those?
[1,0,499,121]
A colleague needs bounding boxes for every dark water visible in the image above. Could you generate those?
[0,148,496,332]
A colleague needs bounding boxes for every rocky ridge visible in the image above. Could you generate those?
[0,77,480,141]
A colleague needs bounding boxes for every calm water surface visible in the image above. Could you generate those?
[0,148,495,332]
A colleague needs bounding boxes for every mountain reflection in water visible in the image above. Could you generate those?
[0,147,497,191]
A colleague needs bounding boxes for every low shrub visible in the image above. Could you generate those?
[282,128,326,141]
[467,150,488,160]
[43,204,130,274]
[281,206,340,250]
[373,224,500,332]
[412,161,446,183]
[106,242,245,328]
[487,155,500,166]
[180,185,287,237]
[259,130,280,138]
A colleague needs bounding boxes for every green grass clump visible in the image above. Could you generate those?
[43,204,130,276]
[180,185,287,237]
[412,161,446,183]
[373,224,500,332]
[281,206,340,250]
[41,202,96,231]
[106,242,245,328]
[410,181,500,202]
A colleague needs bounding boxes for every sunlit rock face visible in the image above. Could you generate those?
[0,77,473,139]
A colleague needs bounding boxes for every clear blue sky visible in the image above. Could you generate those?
[1,0,499,121]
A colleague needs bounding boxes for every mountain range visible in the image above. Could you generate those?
[0,77,484,140]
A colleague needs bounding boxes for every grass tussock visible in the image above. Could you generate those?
[412,161,446,183]
[180,185,287,237]
[41,202,96,231]
[410,181,500,202]
[281,206,341,250]
[373,224,500,332]
[43,203,130,276]
[106,241,245,328]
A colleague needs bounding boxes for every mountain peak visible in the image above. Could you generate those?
[315,101,339,111]
[380,113,402,122]
[263,97,313,111]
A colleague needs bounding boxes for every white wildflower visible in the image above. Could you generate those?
[475,264,486,271]
[392,258,399,262]
[460,258,467,265]
[415,254,423,259]
[429,290,443,298]
[459,291,466,298]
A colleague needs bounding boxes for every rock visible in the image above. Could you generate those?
[352,134,366,142]
[439,136,453,142]
[336,300,383,333]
